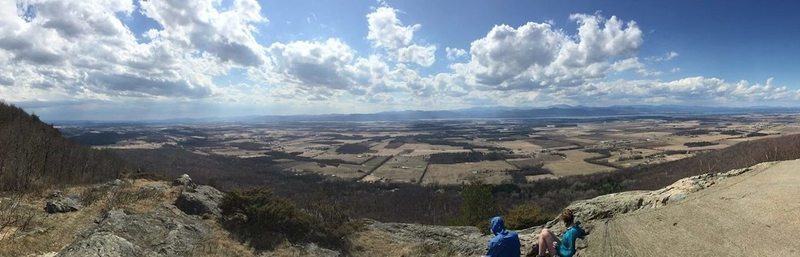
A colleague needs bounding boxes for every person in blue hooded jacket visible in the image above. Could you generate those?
[486,216,521,257]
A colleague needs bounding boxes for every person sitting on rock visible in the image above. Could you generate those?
[537,209,586,257]
[486,216,521,257]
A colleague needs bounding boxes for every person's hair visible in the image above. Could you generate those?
[560,209,575,225]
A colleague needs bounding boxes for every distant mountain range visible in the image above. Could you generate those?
[242,105,800,123]
[54,105,800,125]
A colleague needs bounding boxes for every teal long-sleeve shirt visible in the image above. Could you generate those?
[557,225,586,257]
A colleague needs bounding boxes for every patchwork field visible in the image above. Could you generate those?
[367,156,427,183]
[66,113,800,185]
[423,160,517,185]
[543,150,616,177]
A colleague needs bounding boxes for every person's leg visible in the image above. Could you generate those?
[538,228,558,256]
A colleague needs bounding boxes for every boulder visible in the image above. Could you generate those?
[175,185,224,216]
[57,232,140,257]
[58,208,210,257]
[172,174,193,187]
[366,220,486,256]
[45,197,81,213]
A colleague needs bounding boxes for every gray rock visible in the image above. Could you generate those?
[173,174,193,187]
[45,197,81,213]
[49,190,64,198]
[299,243,341,257]
[57,232,141,257]
[58,207,210,257]
[175,185,224,216]
[367,220,486,256]
[110,179,124,186]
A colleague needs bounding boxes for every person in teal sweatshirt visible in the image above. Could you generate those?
[537,209,586,257]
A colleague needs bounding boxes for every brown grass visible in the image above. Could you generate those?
[0,179,195,257]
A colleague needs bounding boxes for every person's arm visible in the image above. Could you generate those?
[486,237,499,257]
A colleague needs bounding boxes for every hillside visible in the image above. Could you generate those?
[0,103,130,192]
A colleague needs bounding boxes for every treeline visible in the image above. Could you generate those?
[0,103,131,192]
[428,151,508,164]
[622,133,800,190]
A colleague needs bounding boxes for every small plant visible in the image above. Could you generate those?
[79,186,108,207]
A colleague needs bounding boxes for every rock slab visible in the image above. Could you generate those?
[45,197,81,213]
[175,185,224,216]
[57,207,210,257]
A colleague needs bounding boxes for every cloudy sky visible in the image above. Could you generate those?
[2,0,800,120]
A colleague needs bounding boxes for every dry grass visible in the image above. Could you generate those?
[290,162,365,180]
[192,220,257,257]
[543,150,616,177]
[369,156,427,183]
[492,140,542,154]
[0,188,109,256]
[423,161,516,185]
[346,229,417,257]
[0,179,185,257]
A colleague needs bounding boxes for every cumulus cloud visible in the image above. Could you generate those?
[396,44,436,67]
[445,47,466,60]
[555,77,800,105]
[366,6,436,66]
[0,0,273,102]
[452,14,643,90]
[139,0,267,66]
[0,1,796,119]
[266,38,356,91]
[367,7,418,50]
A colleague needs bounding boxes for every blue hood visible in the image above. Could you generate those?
[486,216,521,257]
[490,216,506,235]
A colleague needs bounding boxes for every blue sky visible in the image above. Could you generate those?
[1,0,800,120]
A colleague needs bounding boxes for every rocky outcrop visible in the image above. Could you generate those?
[366,220,488,256]
[57,233,141,257]
[45,196,81,214]
[564,165,753,222]
[516,162,777,257]
[173,174,193,187]
[175,185,224,217]
[57,207,210,257]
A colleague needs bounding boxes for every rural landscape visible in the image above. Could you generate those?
[64,111,800,186]
[2,0,800,256]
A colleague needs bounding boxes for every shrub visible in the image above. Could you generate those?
[504,203,552,230]
[219,187,355,251]
[450,182,498,230]
[683,141,718,147]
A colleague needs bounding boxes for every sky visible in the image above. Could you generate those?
[1,0,800,120]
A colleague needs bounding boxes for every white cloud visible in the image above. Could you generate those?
[452,14,642,90]
[555,77,800,105]
[365,6,436,66]
[396,44,436,67]
[648,51,679,62]
[445,47,467,60]
[366,6,418,50]
[0,1,796,119]
[0,0,271,103]
[139,0,268,66]
[265,38,356,91]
